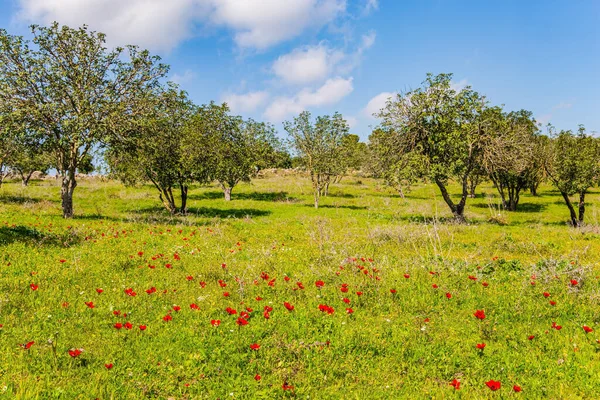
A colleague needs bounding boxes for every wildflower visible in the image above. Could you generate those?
[68,348,83,358]
[404,274,410,279]
[139,325,147,331]
[528,335,535,340]
[236,317,248,326]
[223,292,230,297]
[474,310,486,320]
[543,292,550,298]
[513,385,522,392]
[476,343,486,349]
[250,343,260,350]
[254,374,261,381]
[583,325,593,333]
[114,323,123,330]
[85,301,95,309]
[284,302,294,311]
[124,322,133,330]
[342,298,350,304]
[30,283,39,291]
[485,380,501,391]
[449,379,460,390]
[315,280,325,288]
[190,303,200,310]
[163,315,173,322]
[105,363,113,369]
[96,288,104,294]
[390,289,397,294]
[21,341,35,350]
[445,292,452,299]
[346,308,354,314]
[570,279,578,286]
[172,306,181,312]
[211,319,221,327]
[186,276,193,281]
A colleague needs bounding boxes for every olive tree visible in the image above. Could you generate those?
[107,85,195,213]
[284,111,349,208]
[182,102,282,201]
[378,73,488,221]
[0,23,167,217]
[368,127,425,198]
[545,126,600,226]
[481,109,540,211]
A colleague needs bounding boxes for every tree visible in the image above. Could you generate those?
[481,109,540,211]
[368,127,425,198]
[183,103,282,201]
[0,23,168,217]
[284,111,349,208]
[107,85,195,214]
[545,126,600,226]
[6,139,52,186]
[326,134,367,193]
[378,73,489,221]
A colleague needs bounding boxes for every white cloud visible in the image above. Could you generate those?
[16,0,208,52]
[15,0,346,51]
[171,69,197,85]
[272,31,375,85]
[363,91,396,118]
[211,0,346,49]
[450,79,469,92]
[264,77,354,122]
[272,44,344,85]
[364,0,379,14]
[222,91,269,113]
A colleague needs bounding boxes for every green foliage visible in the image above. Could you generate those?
[481,109,542,210]
[107,85,195,213]
[284,111,350,208]
[183,102,283,201]
[368,127,426,197]
[0,23,168,217]
[545,125,600,226]
[378,73,489,220]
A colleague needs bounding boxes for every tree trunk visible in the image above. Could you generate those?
[21,171,34,187]
[324,181,330,197]
[560,191,579,227]
[530,183,538,197]
[60,169,77,218]
[180,184,188,214]
[314,189,320,209]
[434,178,466,222]
[224,187,232,201]
[578,191,585,225]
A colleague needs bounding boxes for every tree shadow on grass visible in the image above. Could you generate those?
[0,225,81,247]
[306,204,368,210]
[190,191,295,202]
[134,206,271,220]
[470,202,547,213]
[0,195,47,205]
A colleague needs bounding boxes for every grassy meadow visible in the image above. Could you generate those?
[1,173,600,399]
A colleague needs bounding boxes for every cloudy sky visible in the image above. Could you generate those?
[1,0,598,139]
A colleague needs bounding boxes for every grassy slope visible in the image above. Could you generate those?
[0,174,599,399]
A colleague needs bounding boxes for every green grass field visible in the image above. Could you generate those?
[1,174,599,399]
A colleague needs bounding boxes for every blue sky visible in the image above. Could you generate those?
[1,0,598,140]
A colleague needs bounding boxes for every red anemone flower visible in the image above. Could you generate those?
[449,379,460,390]
[284,302,294,311]
[485,380,501,391]
[211,319,221,327]
[250,343,260,350]
[474,310,486,320]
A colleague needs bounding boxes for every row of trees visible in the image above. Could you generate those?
[369,73,600,227]
[1,24,598,226]
[0,23,364,216]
